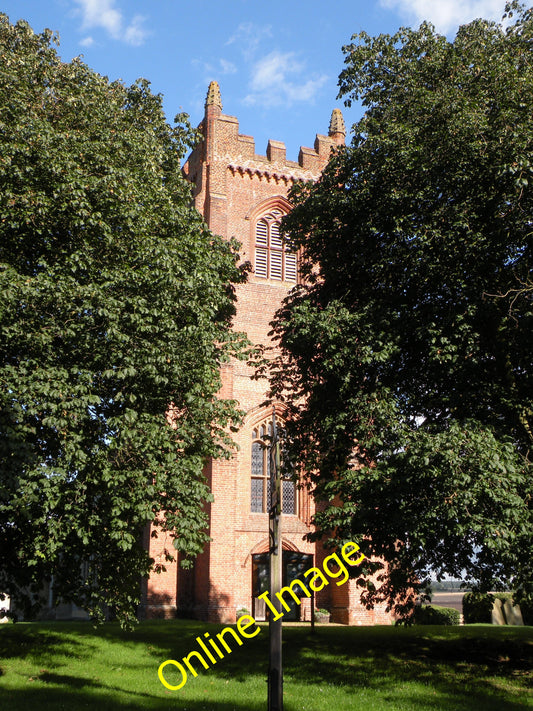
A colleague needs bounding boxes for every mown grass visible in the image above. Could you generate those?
[0,620,531,710]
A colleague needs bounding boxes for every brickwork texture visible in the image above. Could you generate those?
[141,82,392,626]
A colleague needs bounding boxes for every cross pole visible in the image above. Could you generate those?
[267,407,283,711]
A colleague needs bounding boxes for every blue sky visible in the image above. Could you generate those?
[3,0,508,161]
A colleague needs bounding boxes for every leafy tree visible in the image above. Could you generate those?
[0,16,247,625]
[268,3,533,616]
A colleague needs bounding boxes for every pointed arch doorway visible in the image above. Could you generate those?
[252,550,313,621]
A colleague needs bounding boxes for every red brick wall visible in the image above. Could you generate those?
[331,577,392,626]
[143,84,393,626]
[141,522,178,619]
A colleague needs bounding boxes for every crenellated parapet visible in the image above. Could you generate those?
[183,82,345,234]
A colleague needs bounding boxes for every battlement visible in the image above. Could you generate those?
[182,82,346,240]
[183,81,345,190]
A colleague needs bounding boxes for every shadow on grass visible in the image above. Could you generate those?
[148,622,532,710]
[0,687,268,711]
[170,624,532,711]
[38,672,96,688]
[278,625,533,711]
[0,626,86,662]
[1,621,531,711]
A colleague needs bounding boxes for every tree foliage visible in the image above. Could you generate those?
[0,16,247,625]
[268,3,533,615]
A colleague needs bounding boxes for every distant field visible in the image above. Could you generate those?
[0,620,532,710]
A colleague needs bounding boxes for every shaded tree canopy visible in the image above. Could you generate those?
[268,3,533,615]
[0,16,247,625]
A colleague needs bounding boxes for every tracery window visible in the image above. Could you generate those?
[250,419,296,515]
[254,210,297,282]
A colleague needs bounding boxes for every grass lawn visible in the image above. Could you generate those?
[0,620,531,710]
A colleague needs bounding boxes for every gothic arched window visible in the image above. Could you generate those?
[250,418,296,515]
[254,210,297,282]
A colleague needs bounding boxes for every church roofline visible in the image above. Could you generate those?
[188,82,345,182]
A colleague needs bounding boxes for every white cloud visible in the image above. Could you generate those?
[123,14,148,47]
[224,26,327,108]
[380,0,507,33]
[226,22,273,60]
[244,51,328,107]
[192,58,238,77]
[79,35,94,47]
[73,0,149,46]
[219,59,237,75]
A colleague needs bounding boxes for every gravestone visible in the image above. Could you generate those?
[503,599,524,626]
[491,597,506,625]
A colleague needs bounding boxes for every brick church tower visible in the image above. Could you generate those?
[141,82,392,626]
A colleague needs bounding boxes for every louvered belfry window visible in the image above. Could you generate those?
[254,210,297,282]
[250,419,297,515]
